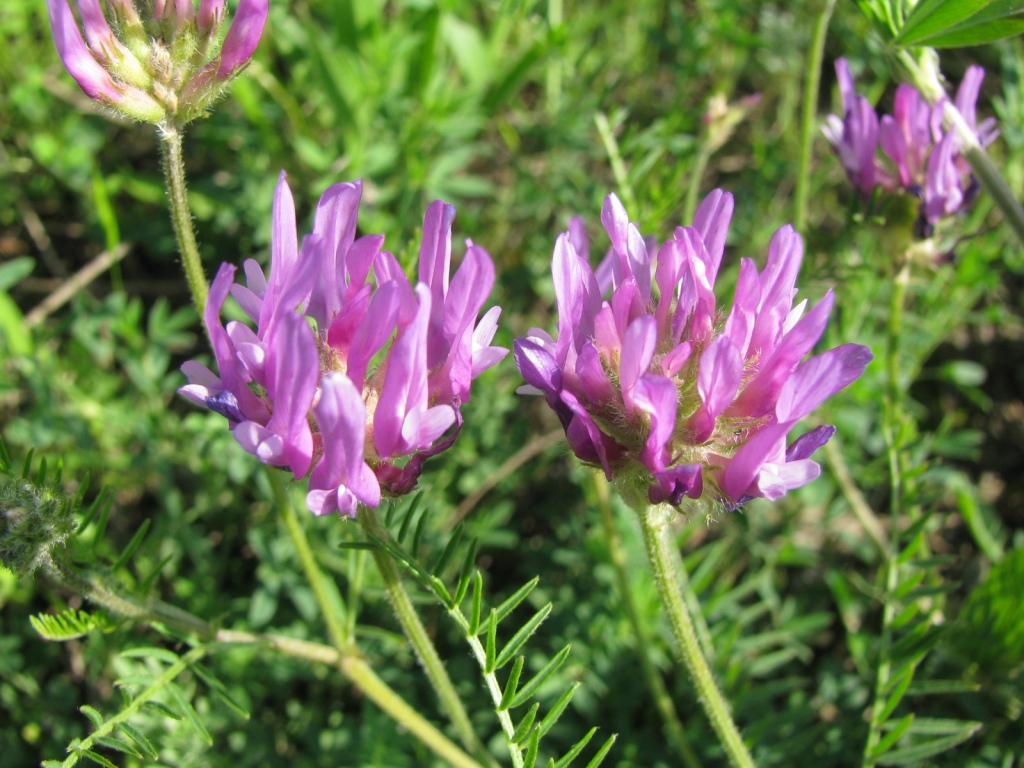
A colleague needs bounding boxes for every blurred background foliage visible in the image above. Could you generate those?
[1,0,1023,765]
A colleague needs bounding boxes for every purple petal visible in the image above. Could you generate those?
[649,464,702,506]
[691,189,734,281]
[215,0,268,79]
[775,344,873,423]
[344,281,405,390]
[553,232,600,364]
[576,342,616,404]
[419,200,456,365]
[568,215,590,262]
[47,0,123,103]
[264,312,319,477]
[308,372,381,516]
[374,285,432,459]
[720,421,789,502]
[733,289,835,419]
[437,245,496,400]
[633,373,678,472]
[786,425,836,461]
[306,181,362,328]
[619,314,657,416]
[689,335,743,443]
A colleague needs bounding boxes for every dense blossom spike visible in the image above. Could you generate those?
[46,0,268,125]
[180,173,507,517]
[824,58,997,237]
[514,191,872,509]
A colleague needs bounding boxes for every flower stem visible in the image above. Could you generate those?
[359,505,492,766]
[40,526,483,768]
[594,477,701,768]
[267,468,350,651]
[634,500,755,768]
[794,0,837,235]
[861,260,910,767]
[159,124,208,314]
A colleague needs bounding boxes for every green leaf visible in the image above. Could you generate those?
[396,494,424,544]
[510,645,572,710]
[165,684,213,745]
[453,539,479,606]
[511,702,540,744]
[94,736,141,758]
[120,646,181,664]
[907,679,980,695]
[0,257,34,292]
[79,749,118,768]
[485,610,498,671]
[469,571,484,635]
[523,727,541,768]
[142,700,183,720]
[499,656,526,711]
[494,604,553,670]
[80,705,104,729]
[584,735,617,768]
[192,663,250,719]
[551,727,597,768]
[537,683,580,739]
[876,728,981,765]
[495,577,540,623]
[905,718,983,735]
[894,0,990,45]
[436,527,469,582]
[110,518,151,571]
[872,713,915,757]
[336,541,380,550]
[902,1,1024,46]
[31,610,108,641]
[118,722,159,760]
[0,292,31,355]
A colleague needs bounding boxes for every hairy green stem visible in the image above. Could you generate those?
[861,260,909,767]
[268,469,351,651]
[632,499,755,768]
[794,0,837,234]
[40,540,483,768]
[159,125,208,314]
[594,477,701,768]
[359,505,493,766]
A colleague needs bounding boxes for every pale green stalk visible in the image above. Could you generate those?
[40,551,483,768]
[268,469,351,651]
[159,125,208,314]
[595,112,638,215]
[626,493,755,768]
[861,262,909,767]
[594,477,701,768]
[794,0,837,235]
[359,505,495,767]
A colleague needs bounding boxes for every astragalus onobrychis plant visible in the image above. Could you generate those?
[3,0,1023,766]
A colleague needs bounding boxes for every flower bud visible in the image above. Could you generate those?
[46,0,269,126]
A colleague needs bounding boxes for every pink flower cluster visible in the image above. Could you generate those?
[47,0,268,123]
[824,59,998,236]
[180,174,506,516]
[515,191,872,508]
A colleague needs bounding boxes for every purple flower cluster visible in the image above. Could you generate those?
[514,191,872,508]
[47,0,268,124]
[824,59,998,236]
[179,174,507,517]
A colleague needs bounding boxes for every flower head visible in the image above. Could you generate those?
[46,0,268,125]
[514,191,872,509]
[825,59,997,237]
[180,173,507,516]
